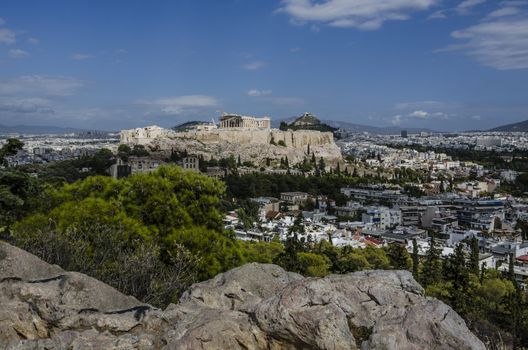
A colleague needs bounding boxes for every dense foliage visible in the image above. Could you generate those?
[8,166,237,305]
[224,172,371,205]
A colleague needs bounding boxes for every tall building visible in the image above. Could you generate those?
[476,137,502,147]
[401,130,408,138]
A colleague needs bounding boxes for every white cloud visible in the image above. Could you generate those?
[277,0,438,30]
[289,47,301,53]
[71,53,93,60]
[429,0,485,19]
[247,89,272,97]
[449,11,528,70]
[487,6,521,18]
[28,37,39,44]
[391,114,403,125]
[455,0,486,14]
[0,28,16,44]
[0,18,5,26]
[395,100,447,110]
[0,75,84,96]
[428,10,447,19]
[0,97,53,114]
[408,110,429,118]
[152,95,219,115]
[8,48,29,58]
[244,61,266,70]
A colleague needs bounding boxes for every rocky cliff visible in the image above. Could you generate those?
[120,126,342,166]
[0,241,485,350]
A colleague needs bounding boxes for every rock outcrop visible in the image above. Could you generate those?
[0,241,485,350]
[120,126,343,167]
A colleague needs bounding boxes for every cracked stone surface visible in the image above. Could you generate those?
[0,242,485,349]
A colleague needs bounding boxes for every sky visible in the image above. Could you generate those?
[0,0,527,131]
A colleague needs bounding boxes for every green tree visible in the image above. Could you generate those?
[297,252,331,277]
[318,157,326,172]
[386,244,411,270]
[412,238,420,278]
[336,247,371,273]
[443,244,470,314]
[0,138,24,164]
[422,234,442,287]
[0,170,42,228]
[468,237,480,276]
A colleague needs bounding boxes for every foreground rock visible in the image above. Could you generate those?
[0,242,485,350]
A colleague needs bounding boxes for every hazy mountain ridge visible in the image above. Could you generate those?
[489,119,528,132]
[0,124,108,135]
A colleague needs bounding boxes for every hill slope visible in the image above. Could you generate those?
[489,119,528,132]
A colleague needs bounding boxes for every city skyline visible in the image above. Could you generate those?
[0,0,527,131]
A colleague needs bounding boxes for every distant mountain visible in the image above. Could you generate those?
[0,124,99,135]
[323,120,440,135]
[489,119,528,132]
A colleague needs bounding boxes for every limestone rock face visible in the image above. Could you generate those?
[120,127,343,166]
[0,242,485,350]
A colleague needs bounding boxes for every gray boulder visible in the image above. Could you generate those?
[0,242,485,350]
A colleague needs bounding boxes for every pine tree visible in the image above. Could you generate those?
[307,143,310,155]
[336,163,341,175]
[285,156,289,168]
[237,155,242,167]
[352,167,358,177]
[468,237,480,275]
[311,152,316,164]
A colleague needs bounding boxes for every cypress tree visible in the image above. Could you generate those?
[444,244,469,314]
[422,234,442,287]
[468,237,480,275]
[412,238,419,278]
[508,252,515,282]
[318,157,325,172]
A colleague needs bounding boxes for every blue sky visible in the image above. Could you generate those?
[0,0,527,131]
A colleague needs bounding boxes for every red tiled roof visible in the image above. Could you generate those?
[364,236,383,246]
[516,255,528,262]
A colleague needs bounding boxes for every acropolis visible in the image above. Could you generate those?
[219,114,271,129]
[120,113,342,167]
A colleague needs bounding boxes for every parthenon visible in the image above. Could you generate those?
[219,114,271,129]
